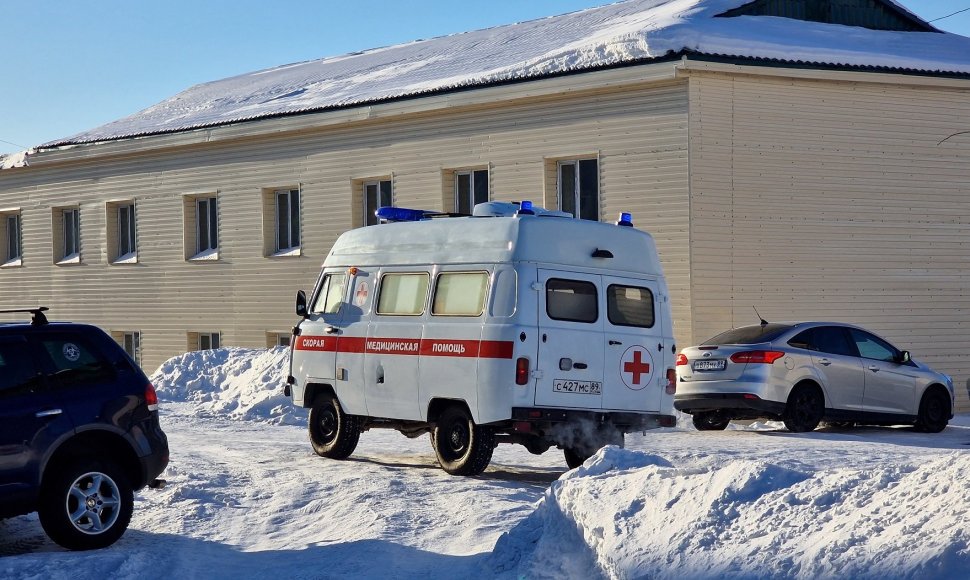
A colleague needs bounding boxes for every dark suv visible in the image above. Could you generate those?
[0,308,168,550]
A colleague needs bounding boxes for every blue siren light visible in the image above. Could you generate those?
[375,206,428,222]
[616,212,634,227]
[517,200,535,216]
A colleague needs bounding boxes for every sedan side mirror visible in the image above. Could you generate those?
[296,290,308,318]
[897,350,911,365]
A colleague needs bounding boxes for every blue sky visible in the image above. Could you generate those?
[2,0,968,155]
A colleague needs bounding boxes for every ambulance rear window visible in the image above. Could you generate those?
[607,284,655,328]
[546,278,598,323]
[432,272,488,316]
[377,273,430,315]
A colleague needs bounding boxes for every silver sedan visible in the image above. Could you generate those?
[674,322,955,433]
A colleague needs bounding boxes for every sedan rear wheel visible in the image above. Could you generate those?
[692,412,730,431]
[783,385,824,433]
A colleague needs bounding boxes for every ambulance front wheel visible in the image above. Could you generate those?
[432,407,495,476]
[309,395,362,459]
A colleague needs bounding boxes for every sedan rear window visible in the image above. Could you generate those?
[703,324,793,345]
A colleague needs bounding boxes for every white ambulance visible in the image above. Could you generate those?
[287,201,677,475]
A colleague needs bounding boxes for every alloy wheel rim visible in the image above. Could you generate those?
[66,472,121,535]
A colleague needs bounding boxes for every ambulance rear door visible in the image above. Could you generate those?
[534,271,605,409]
[601,276,663,413]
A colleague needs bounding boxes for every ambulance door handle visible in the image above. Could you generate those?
[325,326,340,334]
[609,340,622,346]
[573,362,588,370]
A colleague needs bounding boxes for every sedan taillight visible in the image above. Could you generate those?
[730,350,785,364]
[676,353,688,366]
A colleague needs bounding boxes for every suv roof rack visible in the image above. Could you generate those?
[0,307,49,325]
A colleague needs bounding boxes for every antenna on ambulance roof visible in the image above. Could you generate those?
[752,306,768,328]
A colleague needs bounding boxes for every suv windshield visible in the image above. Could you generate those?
[703,324,793,345]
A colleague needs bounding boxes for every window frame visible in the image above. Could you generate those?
[545,277,599,324]
[376,272,430,316]
[431,271,490,317]
[557,158,599,221]
[198,332,221,351]
[364,179,393,226]
[2,211,22,265]
[122,331,141,366]
[275,188,301,253]
[454,169,489,215]
[63,207,80,260]
[196,196,219,254]
[117,203,137,261]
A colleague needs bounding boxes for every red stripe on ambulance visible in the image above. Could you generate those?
[294,336,512,359]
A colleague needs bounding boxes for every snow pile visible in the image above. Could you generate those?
[45,0,970,148]
[150,347,306,425]
[492,446,970,579]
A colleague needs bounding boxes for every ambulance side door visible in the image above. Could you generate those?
[535,271,605,409]
[291,271,345,406]
[601,276,663,413]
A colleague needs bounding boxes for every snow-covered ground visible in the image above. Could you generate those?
[2,347,968,579]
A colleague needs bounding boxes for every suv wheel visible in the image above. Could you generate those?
[38,459,134,550]
[432,406,494,476]
[309,395,361,459]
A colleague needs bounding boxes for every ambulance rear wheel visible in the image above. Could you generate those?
[309,395,361,459]
[563,447,589,469]
[432,407,495,476]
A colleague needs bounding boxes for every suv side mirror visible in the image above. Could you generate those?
[296,290,308,318]
[897,350,911,364]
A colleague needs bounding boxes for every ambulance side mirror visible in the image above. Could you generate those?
[296,290,308,318]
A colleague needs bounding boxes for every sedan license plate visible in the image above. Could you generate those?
[553,379,602,395]
[692,359,726,372]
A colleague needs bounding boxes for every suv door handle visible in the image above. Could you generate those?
[817,358,831,366]
[35,409,62,418]
[867,365,880,372]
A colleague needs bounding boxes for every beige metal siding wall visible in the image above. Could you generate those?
[0,80,690,372]
[688,71,970,411]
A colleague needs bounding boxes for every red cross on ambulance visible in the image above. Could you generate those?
[620,345,654,391]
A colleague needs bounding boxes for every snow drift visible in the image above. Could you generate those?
[150,346,305,426]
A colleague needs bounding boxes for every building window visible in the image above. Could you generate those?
[455,169,489,214]
[183,192,219,260]
[197,197,218,254]
[52,206,81,264]
[0,210,21,266]
[106,201,136,263]
[112,331,142,366]
[364,179,392,226]
[558,159,599,221]
[267,332,291,348]
[276,188,301,252]
[198,332,220,350]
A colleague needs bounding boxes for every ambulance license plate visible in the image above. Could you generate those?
[553,380,602,395]
[692,359,726,371]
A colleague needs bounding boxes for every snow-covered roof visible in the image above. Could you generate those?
[44,0,970,148]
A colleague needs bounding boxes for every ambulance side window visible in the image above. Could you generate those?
[432,272,488,316]
[311,273,347,314]
[607,284,655,328]
[377,273,429,315]
[546,278,598,323]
